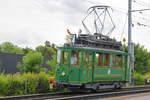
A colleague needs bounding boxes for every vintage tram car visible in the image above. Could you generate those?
[54,6,131,91]
[54,34,130,91]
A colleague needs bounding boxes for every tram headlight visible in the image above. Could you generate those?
[62,72,65,76]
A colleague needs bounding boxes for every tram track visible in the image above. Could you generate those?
[1,85,150,100]
[51,88,150,100]
[0,92,73,100]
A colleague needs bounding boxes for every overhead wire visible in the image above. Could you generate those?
[84,0,150,36]
[85,0,150,23]
[120,14,128,41]
[133,0,150,8]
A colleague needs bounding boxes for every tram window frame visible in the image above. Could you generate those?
[116,54,122,68]
[83,51,88,66]
[123,55,126,68]
[111,54,116,67]
[95,52,102,67]
[62,51,69,65]
[71,50,81,66]
[88,52,93,67]
[57,49,61,64]
[104,53,109,67]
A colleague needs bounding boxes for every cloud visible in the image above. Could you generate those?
[0,0,150,50]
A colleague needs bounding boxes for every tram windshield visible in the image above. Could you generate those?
[62,51,69,65]
[57,49,61,64]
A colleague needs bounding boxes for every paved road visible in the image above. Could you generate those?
[98,92,150,100]
[123,95,150,100]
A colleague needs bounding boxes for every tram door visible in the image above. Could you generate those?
[79,51,93,83]
[69,50,81,83]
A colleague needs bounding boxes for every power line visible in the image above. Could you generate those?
[133,0,148,7]
[132,9,150,12]
[120,14,128,40]
[133,0,150,8]
[85,0,150,31]
[132,20,150,28]
[86,0,150,22]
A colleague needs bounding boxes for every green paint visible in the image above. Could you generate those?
[55,46,130,84]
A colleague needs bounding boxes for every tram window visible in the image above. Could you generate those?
[84,52,88,66]
[76,51,81,65]
[57,49,61,64]
[104,53,109,66]
[123,56,126,68]
[62,51,68,65]
[89,52,93,67]
[116,55,122,67]
[111,54,116,67]
[71,50,81,65]
[95,52,102,66]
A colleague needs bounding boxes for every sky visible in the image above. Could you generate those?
[1,0,150,50]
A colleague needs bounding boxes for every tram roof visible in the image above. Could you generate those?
[58,46,128,54]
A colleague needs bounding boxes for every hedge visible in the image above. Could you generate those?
[0,72,51,96]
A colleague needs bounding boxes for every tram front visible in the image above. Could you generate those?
[55,47,70,88]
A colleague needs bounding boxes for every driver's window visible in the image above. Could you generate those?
[71,50,81,65]
[62,51,68,65]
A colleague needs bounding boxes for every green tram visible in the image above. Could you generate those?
[55,46,130,91]
[55,6,131,91]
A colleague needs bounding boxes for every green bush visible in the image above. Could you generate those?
[38,72,50,93]
[0,73,9,95]
[134,72,145,85]
[9,73,25,95]
[22,73,39,94]
[0,72,51,96]
[18,51,43,73]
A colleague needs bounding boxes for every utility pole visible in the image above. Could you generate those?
[128,0,132,53]
[128,0,150,85]
[128,0,134,85]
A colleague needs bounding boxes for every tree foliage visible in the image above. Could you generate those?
[123,43,150,74]
[46,55,56,76]
[22,47,33,54]
[0,42,24,54]
[35,45,55,57]
[18,51,43,73]
[134,44,150,74]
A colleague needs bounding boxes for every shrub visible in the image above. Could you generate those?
[0,72,51,96]
[18,51,43,73]
[134,72,145,85]
[22,72,39,94]
[38,72,50,93]
[9,73,25,95]
[0,73,8,95]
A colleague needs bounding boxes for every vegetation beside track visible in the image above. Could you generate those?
[0,72,53,96]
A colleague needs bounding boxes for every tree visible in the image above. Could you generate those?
[46,55,56,76]
[22,47,33,54]
[35,41,56,75]
[123,43,150,74]
[35,45,55,57]
[134,44,150,74]
[17,51,43,73]
[0,42,23,54]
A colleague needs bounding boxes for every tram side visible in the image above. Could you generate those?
[55,47,130,91]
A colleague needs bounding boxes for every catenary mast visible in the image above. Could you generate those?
[128,0,134,84]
